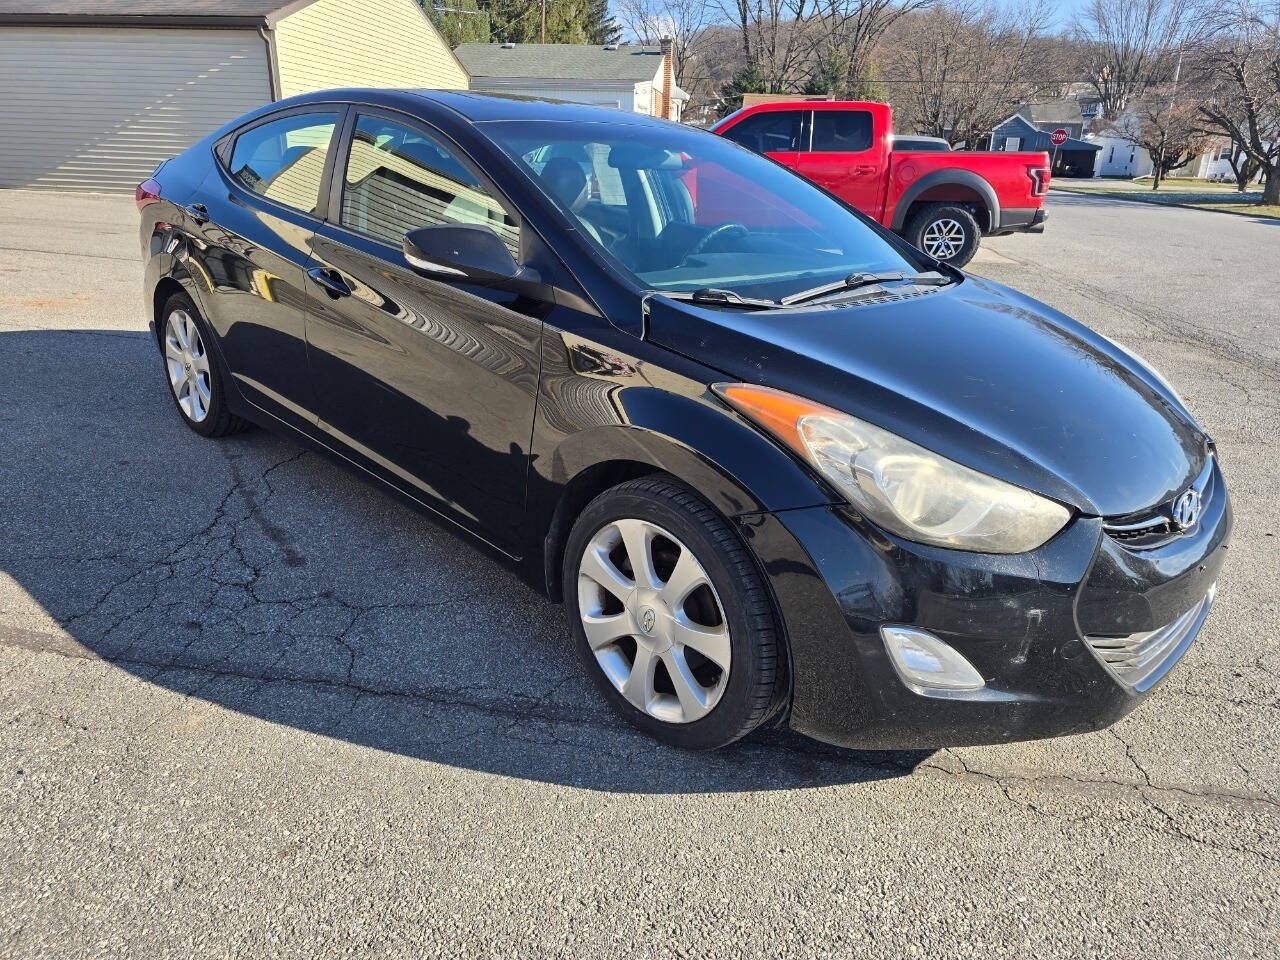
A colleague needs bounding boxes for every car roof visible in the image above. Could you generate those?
[280,87,680,128]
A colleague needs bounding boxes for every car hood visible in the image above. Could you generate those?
[646,275,1207,517]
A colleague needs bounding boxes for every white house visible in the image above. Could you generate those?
[454,41,688,121]
[1191,140,1269,183]
[0,0,468,192]
[1091,131,1152,178]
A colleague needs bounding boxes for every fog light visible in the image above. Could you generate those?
[881,625,986,692]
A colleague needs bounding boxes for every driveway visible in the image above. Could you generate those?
[1,189,1277,958]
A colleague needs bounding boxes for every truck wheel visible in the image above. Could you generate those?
[906,203,981,268]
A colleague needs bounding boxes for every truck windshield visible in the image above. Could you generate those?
[485,120,922,303]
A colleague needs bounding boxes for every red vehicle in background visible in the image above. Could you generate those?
[711,101,1050,267]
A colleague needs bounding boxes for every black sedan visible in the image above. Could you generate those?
[137,89,1230,750]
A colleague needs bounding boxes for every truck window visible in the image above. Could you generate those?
[722,111,803,155]
[809,111,873,153]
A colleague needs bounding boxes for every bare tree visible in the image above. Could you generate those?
[809,0,937,96]
[1192,0,1280,204]
[616,0,715,87]
[710,0,933,95]
[1115,90,1207,187]
[1074,0,1198,119]
[879,0,1059,146]
[1223,138,1264,190]
[710,0,814,93]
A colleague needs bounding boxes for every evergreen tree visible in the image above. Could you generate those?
[424,0,488,47]
[718,65,767,117]
[585,0,621,45]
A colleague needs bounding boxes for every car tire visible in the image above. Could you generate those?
[906,202,981,268]
[159,292,251,438]
[563,476,784,750]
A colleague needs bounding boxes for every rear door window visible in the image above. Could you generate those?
[722,111,803,154]
[228,112,339,215]
[809,111,873,153]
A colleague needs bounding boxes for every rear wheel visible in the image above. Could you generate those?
[160,292,250,438]
[563,477,783,750]
[905,202,981,268]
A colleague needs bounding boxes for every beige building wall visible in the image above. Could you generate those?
[274,0,468,98]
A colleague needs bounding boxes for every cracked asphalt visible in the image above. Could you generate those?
[1,188,1277,958]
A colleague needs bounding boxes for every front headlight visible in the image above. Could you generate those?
[716,383,1071,554]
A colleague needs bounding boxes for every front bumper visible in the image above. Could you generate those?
[739,460,1231,749]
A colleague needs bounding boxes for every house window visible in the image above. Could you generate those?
[1004,137,1021,152]
[1108,147,1114,162]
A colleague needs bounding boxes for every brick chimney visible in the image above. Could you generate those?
[660,35,674,120]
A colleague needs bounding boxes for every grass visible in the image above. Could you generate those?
[1051,178,1279,221]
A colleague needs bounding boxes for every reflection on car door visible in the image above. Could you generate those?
[303,110,546,551]
[190,108,342,430]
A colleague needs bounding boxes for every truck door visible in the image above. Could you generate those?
[792,108,886,221]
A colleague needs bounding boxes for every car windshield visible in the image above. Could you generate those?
[485,120,922,302]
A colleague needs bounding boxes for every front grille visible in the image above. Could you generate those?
[1084,585,1215,692]
[1103,515,1175,547]
[1103,453,1214,549]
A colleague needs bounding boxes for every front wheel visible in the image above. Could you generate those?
[905,203,981,268]
[563,477,783,750]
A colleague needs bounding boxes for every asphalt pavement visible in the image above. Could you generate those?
[1,188,1277,958]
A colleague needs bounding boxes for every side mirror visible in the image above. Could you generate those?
[403,224,519,284]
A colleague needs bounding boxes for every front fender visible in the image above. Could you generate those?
[541,386,832,524]
[523,324,837,597]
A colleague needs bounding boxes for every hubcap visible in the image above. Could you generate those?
[922,217,966,260]
[577,518,730,724]
[164,309,212,423]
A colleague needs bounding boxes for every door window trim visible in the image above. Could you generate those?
[323,105,525,262]
[804,109,875,154]
[214,103,351,223]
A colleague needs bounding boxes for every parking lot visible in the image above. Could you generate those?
[1,188,1277,957]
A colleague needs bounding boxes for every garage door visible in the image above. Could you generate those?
[0,27,270,192]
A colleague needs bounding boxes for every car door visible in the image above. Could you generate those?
[792,108,885,219]
[302,108,546,551]
[190,107,343,431]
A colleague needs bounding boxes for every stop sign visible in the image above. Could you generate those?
[1050,128,1069,146]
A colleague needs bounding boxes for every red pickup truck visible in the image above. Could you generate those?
[711,101,1050,267]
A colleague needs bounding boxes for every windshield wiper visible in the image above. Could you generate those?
[660,287,781,309]
[780,270,950,307]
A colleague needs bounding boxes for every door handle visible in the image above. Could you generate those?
[853,165,878,176]
[308,267,351,299]
[183,202,209,225]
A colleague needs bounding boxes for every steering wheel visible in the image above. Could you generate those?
[684,222,749,259]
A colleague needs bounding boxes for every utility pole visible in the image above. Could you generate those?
[1155,44,1185,190]
[541,0,546,43]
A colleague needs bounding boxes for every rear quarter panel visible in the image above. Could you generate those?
[885,150,1049,232]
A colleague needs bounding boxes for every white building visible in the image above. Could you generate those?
[1092,132,1152,178]
[454,41,687,121]
[1191,141,1269,184]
